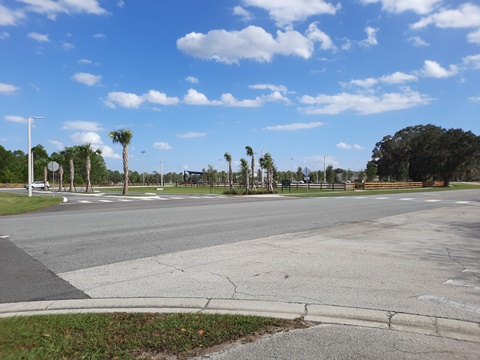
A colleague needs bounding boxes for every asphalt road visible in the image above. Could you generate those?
[1,189,479,304]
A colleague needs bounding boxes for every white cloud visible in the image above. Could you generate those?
[264,122,324,131]
[185,76,199,84]
[71,72,102,86]
[78,59,93,64]
[249,84,288,94]
[62,121,105,131]
[177,26,315,64]
[409,36,430,47]
[177,132,207,139]
[0,83,20,94]
[18,0,108,20]
[380,72,418,84]
[4,115,26,123]
[93,33,106,38]
[28,32,50,42]
[463,54,480,70]
[360,26,379,47]
[241,0,340,27]
[468,96,480,102]
[184,89,221,105]
[417,60,458,78]
[143,90,180,105]
[360,0,441,15]
[411,3,480,30]
[306,22,335,50]
[0,3,25,26]
[336,142,364,150]
[70,131,104,145]
[343,72,418,89]
[153,142,172,150]
[233,6,254,22]
[49,139,64,150]
[221,93,263,107]
[105,92,144,109]
[468,29,480,44]
[61,41,75,50]
[0,31,10,39]
[300,88,432,115]
[99,145,121,159]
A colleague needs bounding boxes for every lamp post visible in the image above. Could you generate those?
[290,158,293,182]
[28,116,43,197]
[141,150,146,185]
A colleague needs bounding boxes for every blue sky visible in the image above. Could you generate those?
[1,0,479,175]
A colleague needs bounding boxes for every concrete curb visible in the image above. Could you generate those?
[1,298,479,343]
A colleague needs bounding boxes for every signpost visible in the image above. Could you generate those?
[302,167,311,193]
[48,161,59,195]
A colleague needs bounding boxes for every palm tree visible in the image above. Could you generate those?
[109,129,133,195]
[64,147,76,192]
[224,152,235,193]
[77,144,102,193]
[240,158,249,194]
[51,151,66,191]
[259,153,275,193]
[245,145,255,191]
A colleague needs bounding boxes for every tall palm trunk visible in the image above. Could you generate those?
[122,146,129,195]
[59,164,64,191]
[69,158,74,192]
[85,156,92,192]
[43,165,48,191]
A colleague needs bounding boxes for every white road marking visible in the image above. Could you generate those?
[418,295,480,314]
[463,269,480,274]
[78,200,93,203]
[98,200,113,203]
[400,198,415,201]
[444,279,480,290]
[426,199,441,202]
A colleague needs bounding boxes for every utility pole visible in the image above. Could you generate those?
[141,150,146,185]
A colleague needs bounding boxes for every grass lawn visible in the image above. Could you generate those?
[0,313,308,359]
[0,192,63,216]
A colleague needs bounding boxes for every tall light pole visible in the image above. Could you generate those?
[141,150,146,185]
[324,155,327,184]
[160,158,164,187]
[290,158,293,182]
[28,116,43,197]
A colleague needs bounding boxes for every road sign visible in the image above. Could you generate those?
[302,167,311,176]
[48,161,59,172]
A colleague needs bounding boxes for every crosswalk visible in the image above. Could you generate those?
[64,195,228,204]
[315,196,480,206]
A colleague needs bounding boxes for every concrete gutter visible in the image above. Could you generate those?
[1,298,479,343]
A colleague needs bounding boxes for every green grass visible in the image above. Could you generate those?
[0,313,308,359]
[0,192,63,216]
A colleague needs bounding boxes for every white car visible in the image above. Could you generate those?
[24,181,50,190]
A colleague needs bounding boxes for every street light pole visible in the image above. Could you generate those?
[28,116,43,197]
[160,158,164,187]
[141,150,146,185]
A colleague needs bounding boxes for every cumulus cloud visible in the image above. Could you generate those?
[264,122,324,131]
[306,22,335,50]
[49,139,64,150]
[0,83,20,94]
[221,93,263,107]
[62,121,105,131]
[360,26,379,47]
[177,132,207,139]
[184,89,221,105]
[70,131,104,145]
[468,29,480,44]
[411,3,480,30]
[0,3,25,26]
[249,84,288,94]
[177,25,325,64]
[71,72,102,86]
[185,76,199,84]
[0,31,10,39]
[409,36,430,47]
[99,145,121,159]
[300,87,432,115]
[28,32,50,42]
[416,60,458,78]
[343,72,418,88]
[4,115,26,123]
[241,0,340,27]
[468,96,480,102]
[463,54,480,70]
[143,90,180,105]
[233,6,254,22]
[336,142,364,150]
[18,0,108,20]
[360,0,441,15]
[153,142,172,150]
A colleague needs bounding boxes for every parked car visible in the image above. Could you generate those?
[24,181,50,190]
